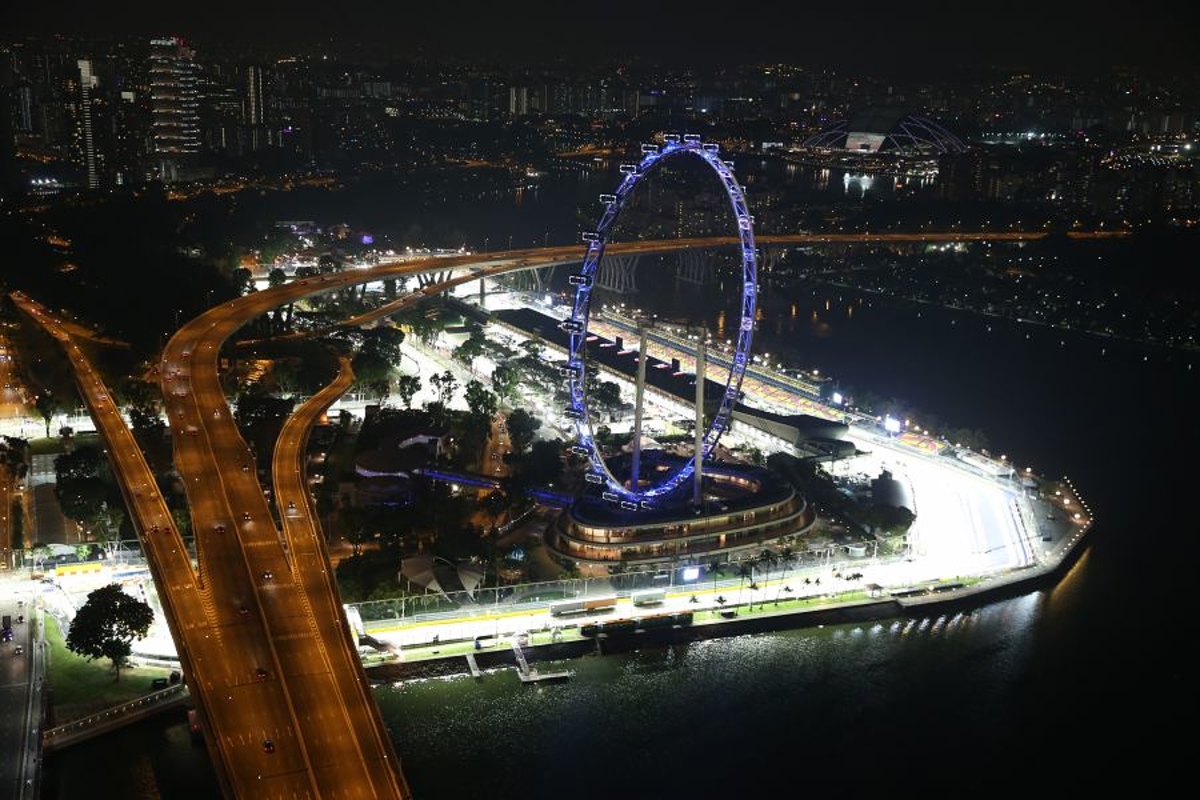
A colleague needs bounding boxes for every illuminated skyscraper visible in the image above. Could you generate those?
[246,65,266,126]
[244,64,271,151]
[148,36,200,180]
[75,59,100,189]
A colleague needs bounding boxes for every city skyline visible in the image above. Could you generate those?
[7,1,1199,76]
[3,2,1197,790]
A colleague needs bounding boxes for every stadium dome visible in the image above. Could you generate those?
[803,107,967,155]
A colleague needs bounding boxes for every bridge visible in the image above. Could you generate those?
[17,227,1116,798]
[41,685,191,752]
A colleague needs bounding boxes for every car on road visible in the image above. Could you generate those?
[262,739,275,753]
[255,667,269,680]
[242,512,252,521]
[13,645,23,655]
[261,571,273,582]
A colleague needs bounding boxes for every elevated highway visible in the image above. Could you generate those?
[20,228,1115,797]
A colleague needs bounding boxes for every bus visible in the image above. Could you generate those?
[548,595,618,617]
[631,589,666,607]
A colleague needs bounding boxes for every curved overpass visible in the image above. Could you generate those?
[27,228,1116,797]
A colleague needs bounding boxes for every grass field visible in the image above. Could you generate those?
[43,614,174,724]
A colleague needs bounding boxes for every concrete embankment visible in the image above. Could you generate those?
[362,546,1088,685]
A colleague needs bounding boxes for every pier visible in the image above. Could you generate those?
[510,637,570,684]
[464,653,482,679]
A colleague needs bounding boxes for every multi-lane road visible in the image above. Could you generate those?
[13,230,1108,798]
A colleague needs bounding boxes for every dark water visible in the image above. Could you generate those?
[41,171,1199,797]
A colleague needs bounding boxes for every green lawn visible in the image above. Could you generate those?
[27,437,65,456]
[43,614,173,724]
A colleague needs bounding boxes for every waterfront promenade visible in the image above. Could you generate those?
[355,465,1092,675]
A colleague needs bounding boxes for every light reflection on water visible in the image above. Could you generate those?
[377,600,1042,799]
[41,177,1197,796]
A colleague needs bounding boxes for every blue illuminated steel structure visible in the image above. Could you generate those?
[563,136,757,509]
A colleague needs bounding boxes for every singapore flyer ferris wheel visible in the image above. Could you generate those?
[561,134,758,510]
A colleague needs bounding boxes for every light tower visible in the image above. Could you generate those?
[693,330,706,508]
[629,317,651,491]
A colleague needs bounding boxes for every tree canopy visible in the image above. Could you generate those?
[65,583,155,680]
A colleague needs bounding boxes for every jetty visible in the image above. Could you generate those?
[465,653,483,679]
[511,637,570,684]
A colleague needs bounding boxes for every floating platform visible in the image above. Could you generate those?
[519,668,571,684]
[511,637,570,684]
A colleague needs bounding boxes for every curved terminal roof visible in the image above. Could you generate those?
[803,107,967,155]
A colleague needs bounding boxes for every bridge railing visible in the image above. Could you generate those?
[42,684,189,748]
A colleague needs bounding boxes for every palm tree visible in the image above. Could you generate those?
[735,561,754,610]
[708,559,722,599]
[754,550,777,610]
[778,546,795,583]
[776,546,795,603]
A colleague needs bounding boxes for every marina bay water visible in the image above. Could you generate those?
[41,170,1197,796]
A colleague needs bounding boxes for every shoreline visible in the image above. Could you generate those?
[363,523,1089,684]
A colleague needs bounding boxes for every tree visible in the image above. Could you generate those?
[361,325,405,365]
[351,350,392,398]
[35,392,63,438]
[519,337,544,361]
[0,436,29,480]
[65,582,154,681]
[454,327,488,370]
[506,408,541,455]
[429,370,457,407]
[491,362,520,406]
[231,266,254,295]
[463,379,498,422]
[92,503,126,559]
[592,379,623,411]
[735,561,755,609]
[778,546,795,584]
[755,549,778,609]
[394,374,421,409]
[54,445,110,524]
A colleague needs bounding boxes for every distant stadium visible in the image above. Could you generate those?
[802,107,968,155]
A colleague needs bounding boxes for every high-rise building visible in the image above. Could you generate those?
[509,85,529,117]
[243,64,274,151]
[148,36,200,180]
[246,65,266,125]
[75,59,100,189]
[0,49,21,203]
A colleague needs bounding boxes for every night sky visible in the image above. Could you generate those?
[6,0,1199,76]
